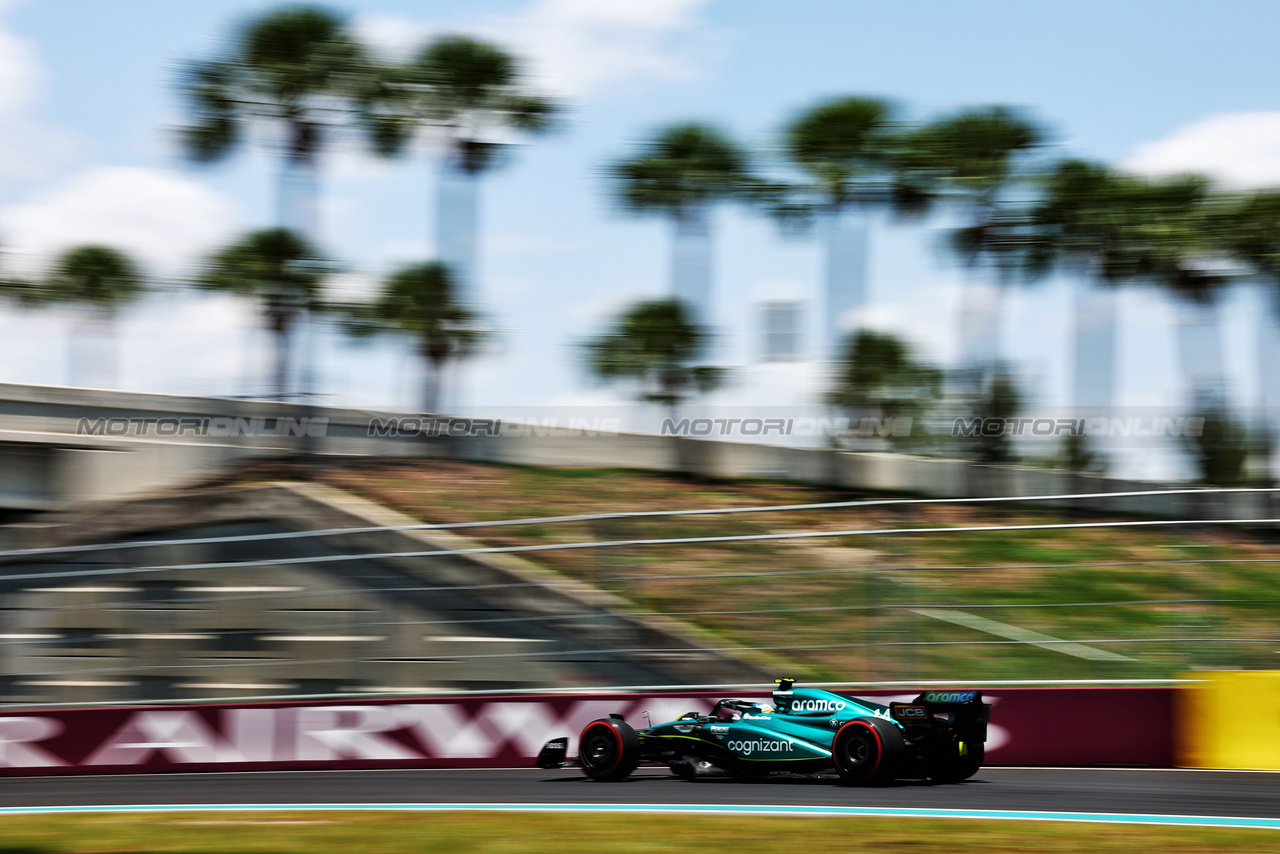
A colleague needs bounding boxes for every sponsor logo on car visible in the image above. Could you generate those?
[709,725,730,732]
[728,739,794,756]
[924,691,976,704]
[893,705,929,719]
[789,698,845,713]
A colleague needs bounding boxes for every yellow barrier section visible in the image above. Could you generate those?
[1177,671,1280,769]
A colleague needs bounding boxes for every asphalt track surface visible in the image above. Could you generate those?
[2,767,1278,820]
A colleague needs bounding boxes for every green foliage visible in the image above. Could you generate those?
[585,298,723,412]
[198,228,335,400]
[337,262,485,412]
[178,4,371,164]
[347,262,484,363]
[781,96,900,214]
[362,34,557,172]
[44,245,145,311]
[0,276,52,308]
[898,106,1046,208]
[1183,407,1255,485]
[828,330,940,449]
[0,245,145,313]
[1032,160,1233,302]
[609,123,754,216]
[968,372,1022,464]
[1062,433,1103,473]
[198,228,333,318]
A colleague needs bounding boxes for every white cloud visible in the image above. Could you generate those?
[0,4,76,181]
[0,25,37,117]
[354,14,437,60]
[0,166,240,277]
[494,0,729,97]
[355,0,729,100]
[1122,112,1280,189]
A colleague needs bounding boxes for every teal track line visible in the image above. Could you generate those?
[0,803,1276,830]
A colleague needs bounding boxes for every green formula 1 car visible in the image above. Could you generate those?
[537,679,991,785]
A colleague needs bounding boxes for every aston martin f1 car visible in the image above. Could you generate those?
[537,679,991,785]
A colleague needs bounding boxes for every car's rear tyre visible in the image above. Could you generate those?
[832,717,904,786]
[578,718,640,782]
[927,740,984,784]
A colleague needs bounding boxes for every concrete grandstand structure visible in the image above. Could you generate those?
[0,483,767,705]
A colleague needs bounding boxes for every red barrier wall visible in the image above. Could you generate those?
[0,687,1174,776]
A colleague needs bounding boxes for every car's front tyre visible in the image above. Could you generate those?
[832,717,904,785]
[578,717,640,782]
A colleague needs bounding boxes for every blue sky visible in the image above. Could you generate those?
[1,0,1279,476]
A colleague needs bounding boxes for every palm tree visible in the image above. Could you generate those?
[196,228,334,400]
[0,274,52,310]
[42,245,146,388]
[178,4,370,235]
[340,262,485,413]
[1139,176,1234,413]
[1026,160,1147,469]
[828,329,941,451]
[1030,163,1237,470]
[896,106,1046,387]
[1217,189,1280,478]
[782,97,900,356]
[360,35,556,301]
[608,124,753,325]
[585,298,723,421]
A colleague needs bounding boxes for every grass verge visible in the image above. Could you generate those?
[0,811,1273,853]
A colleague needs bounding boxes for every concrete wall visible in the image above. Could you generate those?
[0,382,1271,522]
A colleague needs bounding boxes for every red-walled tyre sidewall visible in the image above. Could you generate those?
[578,718,641,782]
[832,717,905,785]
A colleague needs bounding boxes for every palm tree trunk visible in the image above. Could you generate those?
[1174,294,1226,411]
[1255,281,1280,479]
[422,356,442,414]
[1068,278,1118,473]
[824,206,868,360]
[279,121,320,239]
[1072,279,1117,410]
[68,309,117,389]
[279,121,319,407]
[956,274,1002,392]
[271,312,291,402]
[671,206,712,325]
[436,149,480,304]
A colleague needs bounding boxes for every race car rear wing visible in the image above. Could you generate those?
[888,690,991,743]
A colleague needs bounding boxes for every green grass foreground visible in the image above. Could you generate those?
[0,811,1271,853]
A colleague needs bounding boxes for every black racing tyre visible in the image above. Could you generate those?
[578,718,640,782]
[832,717,905,786]
[927,740,984,784]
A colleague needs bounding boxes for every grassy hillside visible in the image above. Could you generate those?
[260,459,1279,683]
